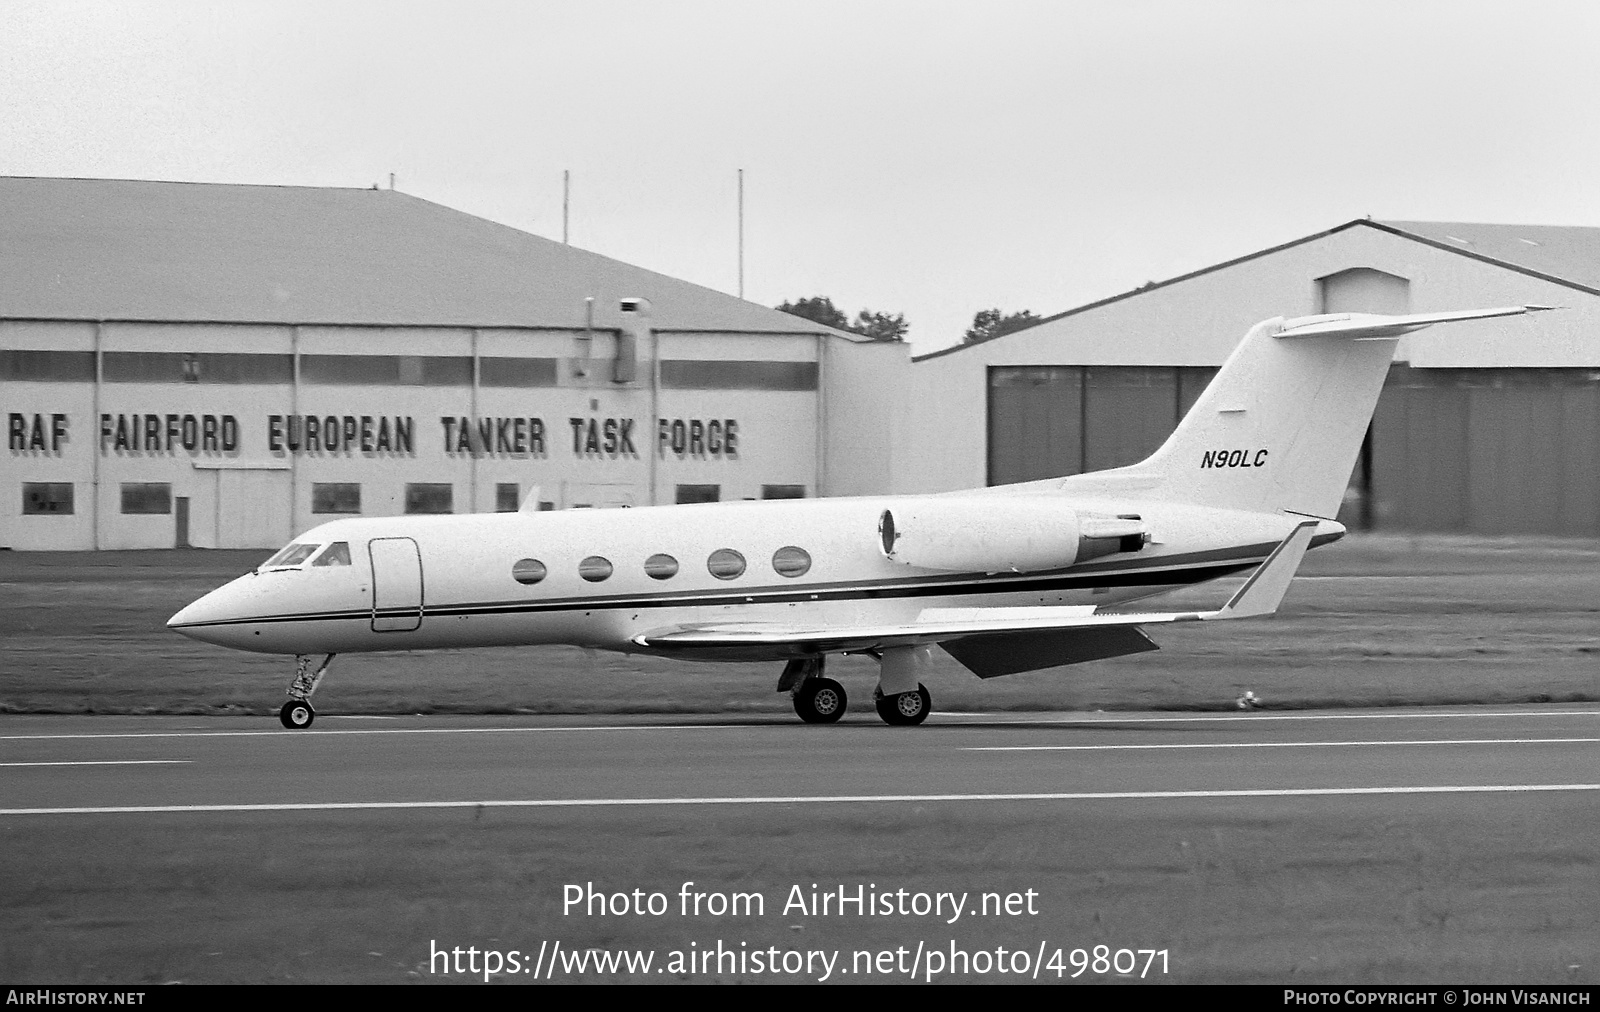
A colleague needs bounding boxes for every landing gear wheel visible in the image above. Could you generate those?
[875,684,931,726]
[279,699,315,729]
[793,678,847,724]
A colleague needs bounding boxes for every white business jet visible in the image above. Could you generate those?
[169,305,1547,728]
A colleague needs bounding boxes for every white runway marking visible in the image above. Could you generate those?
[945,710,1600,724]
[0,760,191,767]
[2,709,1598,741]
[967,737,1600,752]
[3,782,1599,816]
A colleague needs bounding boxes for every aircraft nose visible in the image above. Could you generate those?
[167,589,223,639]
[167,581,253,646]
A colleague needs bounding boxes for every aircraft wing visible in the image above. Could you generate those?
[632,521,1318,659]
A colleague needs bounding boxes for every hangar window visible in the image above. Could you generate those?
[22,483,74,515]
[762,485,806,499]
[405,483,454,514]
[262,542,321,568]
[300,355,472,386]
[644,553,679,580]
[1,350,95,383]
[660,361,819,390]
[100,351,294,384]
[496,484,520,512]
[707,549,746,580]
[312,542,352,567]
[480,357,560,388]
[579,556,613,582]
[312,483,361,514]
[512,559,548,585]
[676,484,721,504]
[772,546,811,578]
[119,482,171,515]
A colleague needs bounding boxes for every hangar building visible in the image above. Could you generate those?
[1,177,905,551]
[898,219,1600,536]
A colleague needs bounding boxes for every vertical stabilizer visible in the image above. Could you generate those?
[1115,306,1549,518]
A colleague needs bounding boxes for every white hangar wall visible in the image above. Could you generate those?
[892,221,1600,536]
[0,177,913,551]
[3,322,903,551]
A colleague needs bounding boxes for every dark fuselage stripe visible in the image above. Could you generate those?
[172,557,1263,631]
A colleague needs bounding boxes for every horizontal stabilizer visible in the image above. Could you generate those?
[1275,305,1553,341]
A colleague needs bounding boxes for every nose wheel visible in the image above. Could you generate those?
[279,699,315,729]
[279,653,335,730]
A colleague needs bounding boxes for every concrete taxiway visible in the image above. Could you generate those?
[3,705,1598,814]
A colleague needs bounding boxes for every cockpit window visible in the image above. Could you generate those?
[261,542,321,568]
[311,542,352,567]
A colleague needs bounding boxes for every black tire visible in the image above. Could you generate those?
[875,683,931,726]
[279,699,315,729]
[793,678,847,724]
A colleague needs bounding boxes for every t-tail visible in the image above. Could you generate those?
[1084,305,1553,518]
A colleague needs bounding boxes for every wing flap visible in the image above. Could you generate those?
[633,521,1318,655]
[940,626,1159,679]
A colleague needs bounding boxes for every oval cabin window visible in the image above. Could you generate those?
[644,553,679,580]
[772,546,812,578]
[512,559,547,585]
[707,548,746,580]
[579,556,613,582]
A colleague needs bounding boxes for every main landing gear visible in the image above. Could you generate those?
[280,653,335,729]
[780,658,846,724]
[874,684,932,726]
[776,652,935,726]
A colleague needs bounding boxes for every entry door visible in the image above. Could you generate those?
[175,497,191,548]
[369,538,423,632]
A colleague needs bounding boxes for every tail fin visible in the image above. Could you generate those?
[1119,306,1551,518]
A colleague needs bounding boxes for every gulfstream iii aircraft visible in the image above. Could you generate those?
[169,305,1547,728]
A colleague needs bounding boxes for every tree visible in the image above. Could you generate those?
[776,296,908,341]
[852,309,909,342]
[964,308,1040,344]
[775,296,850,331]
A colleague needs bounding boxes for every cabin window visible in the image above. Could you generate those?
[772,546,812,578]
[579,556,613,582]
[707,548,746,580]
[262,542,321,568]
[312,542,352,567]
[512,558,547,585]
[644,553,679,580]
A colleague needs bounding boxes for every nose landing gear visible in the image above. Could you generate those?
[280,653,336,729]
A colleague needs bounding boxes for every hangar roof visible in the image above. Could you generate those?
[0,175,851,337]
[1377,220,1600,292]
[916,217,1600,361]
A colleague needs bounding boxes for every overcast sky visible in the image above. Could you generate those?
[5,1,1599,353]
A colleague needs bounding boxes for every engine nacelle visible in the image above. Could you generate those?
[877,498,1146,573]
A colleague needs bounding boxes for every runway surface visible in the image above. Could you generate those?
[4,704,1599,814]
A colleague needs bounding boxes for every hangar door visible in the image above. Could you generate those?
[987,366,1216,485]
[215,468,292,549]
